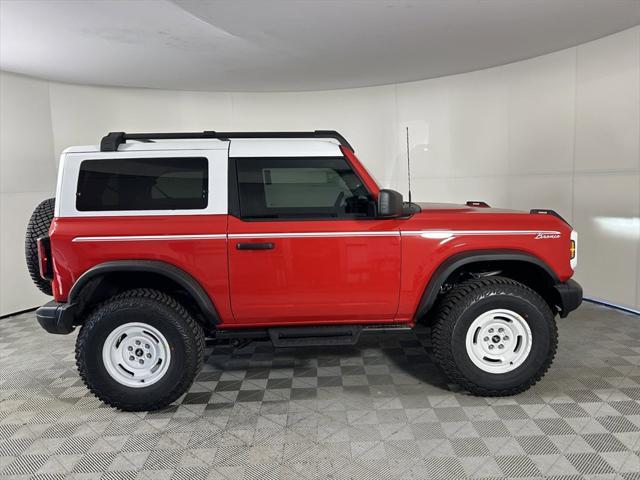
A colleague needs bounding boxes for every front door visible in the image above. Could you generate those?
[227,155,401,326]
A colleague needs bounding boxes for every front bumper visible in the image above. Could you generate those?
[554,279,583,318]
[36,301,76,334]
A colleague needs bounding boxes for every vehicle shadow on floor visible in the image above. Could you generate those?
[203,326,453,396]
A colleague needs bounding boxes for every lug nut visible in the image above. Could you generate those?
[139,359,144,364]
[488,328,494,333]
[503,336,509,341]
[146,353,151,358]
[483,337,489,342]
[498,344,504,349]
[127,346,133,351]
[145,344,150,349]
[488,345,494,350]
[129,356,134,361]
[498,328,504,333]
[135,340,141,345]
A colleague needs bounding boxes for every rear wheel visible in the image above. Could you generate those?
[75,289,205,411]
[431,276,557,396]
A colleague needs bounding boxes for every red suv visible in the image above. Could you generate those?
[26,130,582,411]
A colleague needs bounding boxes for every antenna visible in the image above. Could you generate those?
[405,126,412,204]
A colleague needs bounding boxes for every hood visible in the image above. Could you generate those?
[409,202,573,231]
[414,202,522,214]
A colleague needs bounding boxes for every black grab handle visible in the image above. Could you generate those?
[236,242,275,250]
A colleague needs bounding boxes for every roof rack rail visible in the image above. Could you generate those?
[99,130,354,152]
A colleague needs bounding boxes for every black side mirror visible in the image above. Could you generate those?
[377,189,403,218]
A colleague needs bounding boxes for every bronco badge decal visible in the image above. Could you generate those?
[535,233,561,239]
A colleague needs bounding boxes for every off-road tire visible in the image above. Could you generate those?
[75,289,205,411]
[431,276,557,396]
[25,197,55,295]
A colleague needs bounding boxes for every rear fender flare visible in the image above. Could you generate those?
[69,260,220,328]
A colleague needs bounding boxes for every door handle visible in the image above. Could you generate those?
[236,242,275,250]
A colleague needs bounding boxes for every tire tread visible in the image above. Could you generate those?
[25,198,55,295]
[75,288,205,411]
[431,276,557,396]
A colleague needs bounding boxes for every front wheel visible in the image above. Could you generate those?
[75,289,205,411]
[431,276,557,396]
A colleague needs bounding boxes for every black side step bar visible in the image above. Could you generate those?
[269,325,362,347]
[213,324,410,347]
[100,130,354,152]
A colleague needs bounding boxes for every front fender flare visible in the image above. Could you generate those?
[415,250,560,321]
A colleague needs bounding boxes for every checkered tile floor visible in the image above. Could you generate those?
[1,302,639,479]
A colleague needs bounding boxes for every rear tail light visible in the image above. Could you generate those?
[36,237,53,280]
[570,230,578,270]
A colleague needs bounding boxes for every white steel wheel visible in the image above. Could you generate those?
[465,309,532,374]
[102,322,171,388]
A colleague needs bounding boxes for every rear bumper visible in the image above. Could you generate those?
[36,301,76,334]
[554,279,583,318]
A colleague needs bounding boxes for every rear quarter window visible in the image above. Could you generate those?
[76,157,208,211]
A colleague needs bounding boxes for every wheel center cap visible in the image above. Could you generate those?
[135,348,144,357]
[491,335,501,344]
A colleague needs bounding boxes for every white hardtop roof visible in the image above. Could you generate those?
[63,137,344,157]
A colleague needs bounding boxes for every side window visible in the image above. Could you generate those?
[235,157,374,219]
[76,157,208,211]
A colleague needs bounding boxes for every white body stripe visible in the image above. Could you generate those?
[72,229,561,243]
[402,230,562,239]
[72,234,226,243]
[228,231,399,239]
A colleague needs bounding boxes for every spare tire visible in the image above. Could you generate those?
[25,198,55,296]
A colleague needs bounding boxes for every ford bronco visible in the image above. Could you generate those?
[26,130,582,411]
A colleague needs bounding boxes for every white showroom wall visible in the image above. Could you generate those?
[0,72,56,315]
[0,26,638,315]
